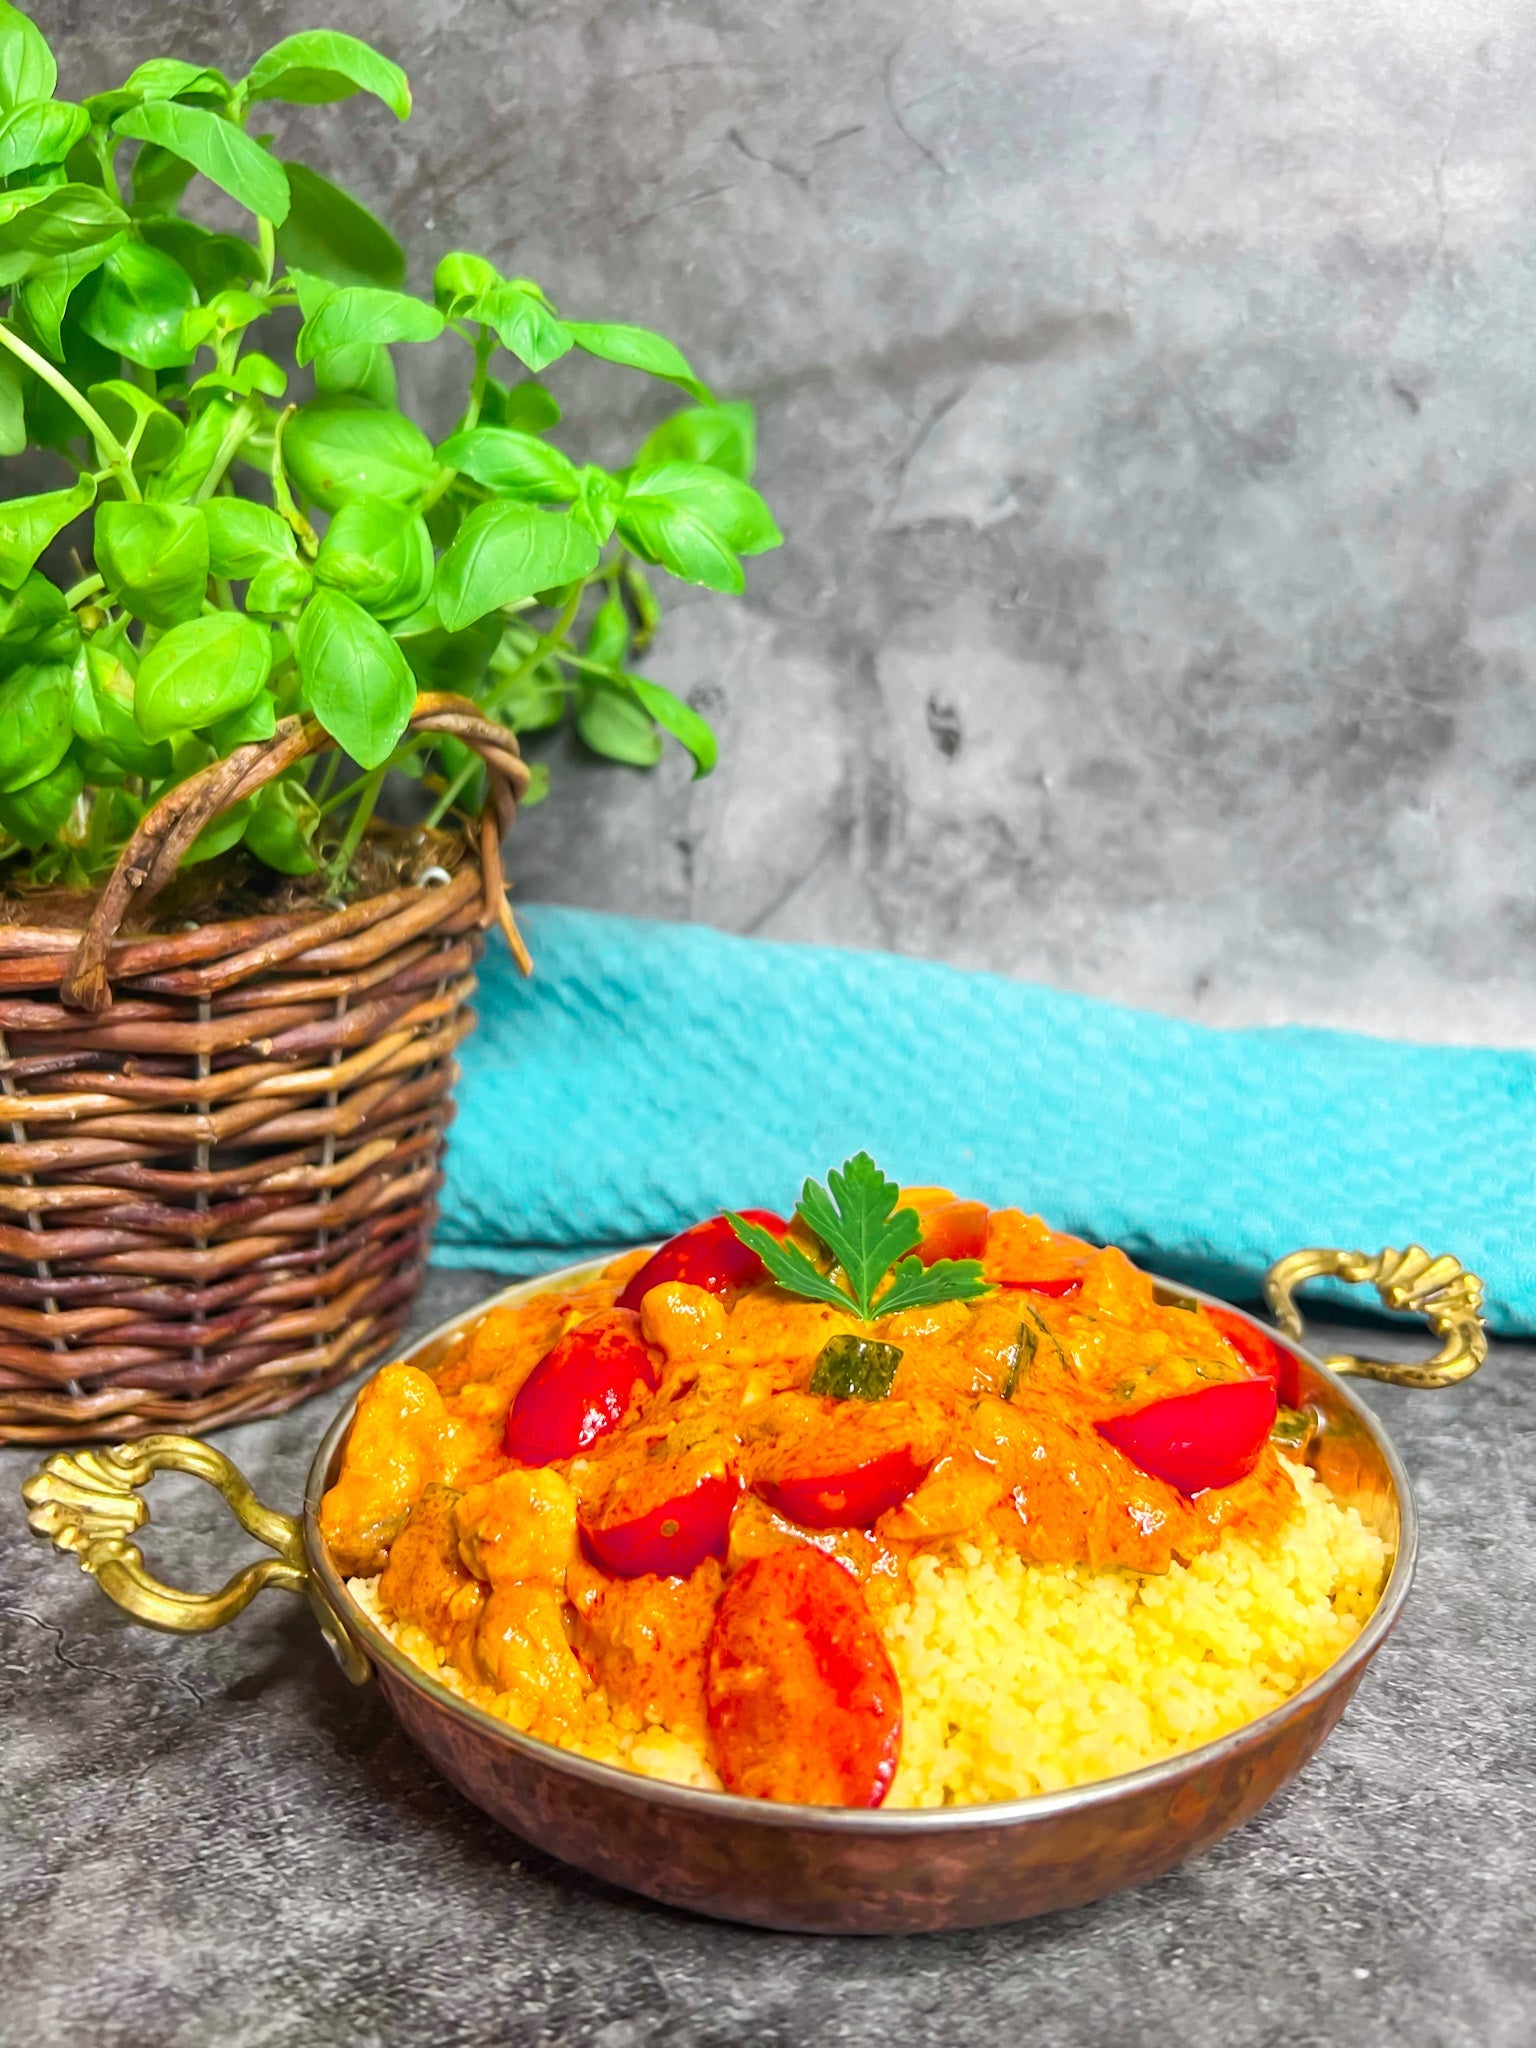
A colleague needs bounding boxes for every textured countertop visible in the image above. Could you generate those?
[4,1269,1532,2048]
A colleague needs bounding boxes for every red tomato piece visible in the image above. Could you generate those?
[706,1548,902,1806]
[756,1446,929,1530]
[580,1473,740,1579]
[503,1308,658,1467]
[1096,1378,1278,1495]
[1000,1276,1083,1299]
[615,1209,790,1311]
[1203,1304,1302,1407]
[914,1199,990,1266]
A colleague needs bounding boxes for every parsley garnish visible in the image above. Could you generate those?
[727,1152,994,1322]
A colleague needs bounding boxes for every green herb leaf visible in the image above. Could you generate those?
[245,555,313,617]
[0,475,93,589]
[620,673,716,776]
[875,1255,993,1320]
[394,604,500,693]
[314,495,433,619]
[87,380,184,470]
[295,587,415,767]
[564,320,711,400]
[75,240,197,370]
[625,461,781,555]
[119,58,230,106]
[634,400,756,481]
[245,772,319,873]
[202,497,295,578]
[94,500,208,627]
[281,395,436,511]
[493,379,561,432]
[809,1334,903,1403]
[0,572,75,673]
[14,238,123,358]
[617,498,743,595]
[205,688,277,751]
[0,658,72,790]
[312,339,395,406]
[134,611,272,739]
[71,643,168,775]
[437,426,581,501]
[574,682,661,768]
[138,216,260,297]
[0,748,79,849]
[0,184,128,285]
[242,31,411,120]
[276,161,404,289]
[432,249,497,318]
[295,282,443,365]
[0,98,88,179]
[729,1153,995,1322]
[0,3,55,113]
[181,793,253,866]
[433,501,599,631]
[114,102,290,225]
[477,279,571,373]
[0,352,23,457]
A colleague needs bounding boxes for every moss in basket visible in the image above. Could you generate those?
[0,5,780,900]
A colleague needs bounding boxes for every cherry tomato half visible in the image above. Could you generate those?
[756,1446,929,1530]
[706,1547,902,1805]
[580,1472,741,1579]
[1202,1304,1301,1407]
[1095,1378,1278,1496]
[914,1199,989,1267]
[504,1308,658,1467]
[616,1209,790,1311]
[1000,1276,1083,1299]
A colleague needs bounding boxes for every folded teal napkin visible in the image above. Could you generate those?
[434,907,1535,1337]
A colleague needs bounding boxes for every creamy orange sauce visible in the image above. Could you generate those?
[321,1208,1296,1760]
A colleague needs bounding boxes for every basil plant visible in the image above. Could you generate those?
[0,5,780,886]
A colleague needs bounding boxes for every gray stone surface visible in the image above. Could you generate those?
[40,0,1536,1044]
[3,1269,1533,2048]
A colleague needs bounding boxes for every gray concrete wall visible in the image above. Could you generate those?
[49,0,1536,1042]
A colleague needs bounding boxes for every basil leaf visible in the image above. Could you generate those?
[618,672,717,777]
[314,495,433,620]
[394,605,499,693]
[574,681,661,768]
[808,1335,903,1403]
[624,460,781,555]
[295,283,443,366]
[276,161,403,289]
[143,392,242,504]
[295,587,415,768]
[202,498,296,578]
[70,643,168,775]
[476,280,571,373]
[490,653,565,732]
[437,426,580,501]
[0,475,93,588]
[134,610,273,739]
[76,240,197,370]
[433,502,599,631]
[617,499,743,594]
[584,591,629,670]
[181,793,253,866]
[114,103,290,225]
[0,99,88,179]
[634,400,755,482]
[131,140,197,213]
[205,687,277,750]
[0,184,127,284]
[245,774,319,874]
[0,351,22,456]
[282,395,436,511]
[0,749,80,849]
[0,571,75,674]
[87,379,185,471]
[0,2,55,113]
[564,320,711,401]
[313,340,396,406]
[0,658,72,789]
[14,238,122,357]
[119,59,230,106]
[138,215,259,296]
[433,249,497,318]
[245,556,313,617]
[483,377,561,432]
[94,500,208,626]
[242,32,411,120]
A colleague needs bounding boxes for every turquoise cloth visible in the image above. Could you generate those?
[434,907,1536,1337]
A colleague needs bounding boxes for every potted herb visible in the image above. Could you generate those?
[0,4,780,1443]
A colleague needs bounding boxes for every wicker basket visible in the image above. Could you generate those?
[0,692,530,1445]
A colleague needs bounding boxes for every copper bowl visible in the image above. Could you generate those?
[21,1240,1487,1934]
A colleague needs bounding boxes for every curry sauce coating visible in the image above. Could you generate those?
[323,1214,1300,1750]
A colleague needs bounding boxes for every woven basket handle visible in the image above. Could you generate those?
[61,691,531,1014]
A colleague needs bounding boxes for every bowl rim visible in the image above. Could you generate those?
[303,1256,1418,1835]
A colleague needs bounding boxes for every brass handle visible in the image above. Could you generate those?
[22,1432,371,1681]
[1264,1246,1488,1389]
